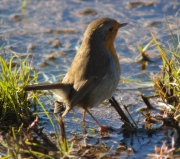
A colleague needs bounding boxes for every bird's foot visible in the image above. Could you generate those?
[54,101,64,114]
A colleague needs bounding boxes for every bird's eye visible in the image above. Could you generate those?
[108,27,113,32]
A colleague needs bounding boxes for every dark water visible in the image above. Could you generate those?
[0,0,180,158]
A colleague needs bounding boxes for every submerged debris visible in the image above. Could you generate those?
[79,8,98,15]
[48,38,61,48]
[28,43,36,51]
[10,14,25,21]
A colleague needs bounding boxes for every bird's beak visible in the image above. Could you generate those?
[119,23,128,28]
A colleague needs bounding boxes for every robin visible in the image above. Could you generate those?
[24,18,127,132]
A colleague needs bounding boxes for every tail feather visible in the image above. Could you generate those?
[23,82,72,102]
[23,83,70,91]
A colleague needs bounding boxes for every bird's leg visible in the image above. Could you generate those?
[82,109,87,134]
[62,104,71,117]
[85,109,112,132]
[83,109,86,122]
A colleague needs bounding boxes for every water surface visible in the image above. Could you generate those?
[0,0,179,158]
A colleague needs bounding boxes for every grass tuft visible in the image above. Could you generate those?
[151,16,180,109]
[0,46,37,129]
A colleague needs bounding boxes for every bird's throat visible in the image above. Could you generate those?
[104,42,120,71]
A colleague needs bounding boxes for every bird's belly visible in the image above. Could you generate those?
[77,64,120,109]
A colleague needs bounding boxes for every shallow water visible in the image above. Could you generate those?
[0,0,180,158]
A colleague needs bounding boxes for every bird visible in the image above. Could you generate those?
[23,18,127,132]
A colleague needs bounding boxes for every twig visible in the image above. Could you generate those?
[141,94,154,109]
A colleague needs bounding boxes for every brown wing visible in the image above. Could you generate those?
[62,48,111,110]
[68,73,107,110]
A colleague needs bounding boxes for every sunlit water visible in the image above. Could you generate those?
[0,0,180,158]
